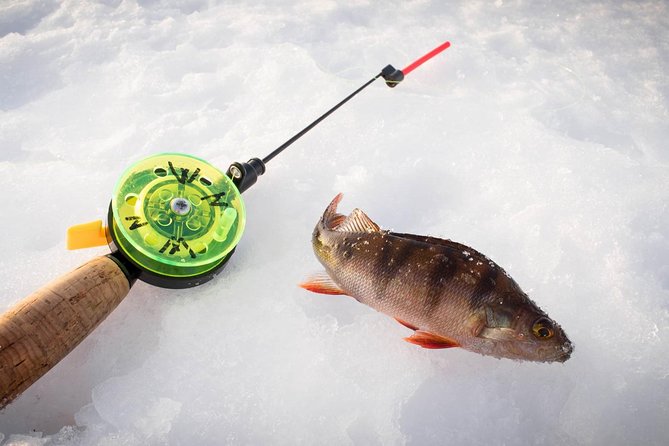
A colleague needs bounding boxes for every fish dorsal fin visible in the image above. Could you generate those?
[299,272,348,296]
[335,208,380,233]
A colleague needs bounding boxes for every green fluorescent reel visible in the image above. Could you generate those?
[108,153,245,288]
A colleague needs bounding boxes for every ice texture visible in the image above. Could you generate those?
[1,0,668,445]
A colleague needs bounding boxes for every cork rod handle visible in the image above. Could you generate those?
[0,256,132,408]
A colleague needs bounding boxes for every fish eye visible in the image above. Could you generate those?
[532,318,554,339]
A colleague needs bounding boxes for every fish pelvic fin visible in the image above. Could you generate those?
[335,208,380,233]
[299,272,348,296]
[395,318,420,331]
[404,330,461,349]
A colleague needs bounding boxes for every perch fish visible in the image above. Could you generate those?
[300,194,573,363]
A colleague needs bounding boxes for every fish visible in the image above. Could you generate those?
[300,193,573,363]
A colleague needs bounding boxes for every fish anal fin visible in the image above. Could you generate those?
[404,330,461,349]
[395,318,420,331]
[299,272,347,296]
[336,208,380,233]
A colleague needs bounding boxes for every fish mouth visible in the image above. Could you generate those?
[499,338,573,363]
[545,340,574,363]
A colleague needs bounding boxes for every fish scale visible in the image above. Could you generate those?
[301,194,573,363]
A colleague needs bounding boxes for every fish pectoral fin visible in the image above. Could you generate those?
[395,318,420,331]
[404,330,461,349]
[477,327,518,341]
[299,272,348,296]
[467,312,487,337]
[335,208,380,233]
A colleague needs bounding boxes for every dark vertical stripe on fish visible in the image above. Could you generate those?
[388,240,416,276]
[377,237,395,273]
[468,264,499,308]
[425,252,458,312]
[374,237,415,300]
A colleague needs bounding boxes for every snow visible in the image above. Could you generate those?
[1,0,668,444]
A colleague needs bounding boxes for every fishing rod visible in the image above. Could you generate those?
[0,41,450,408]
[233,40,451,191]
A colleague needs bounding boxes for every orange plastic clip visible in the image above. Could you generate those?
[67,220,109,250]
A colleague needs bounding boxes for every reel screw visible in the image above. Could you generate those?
[170,197,191,215]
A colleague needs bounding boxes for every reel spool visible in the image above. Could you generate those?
[108,153,245,288]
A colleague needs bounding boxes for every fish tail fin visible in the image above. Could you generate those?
[321,193,380,234]
[322,193,346,230]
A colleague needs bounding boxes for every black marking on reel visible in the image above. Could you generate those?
[168,161,200,184]
[159,237,197,258]
[201,191,228,207]
[125,216,148,230]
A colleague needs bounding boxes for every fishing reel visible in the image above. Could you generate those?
[67,153,265,288]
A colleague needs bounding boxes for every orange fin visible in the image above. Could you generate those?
[395,318,419,331]
[299,272,347,295]
[404,330,461,349]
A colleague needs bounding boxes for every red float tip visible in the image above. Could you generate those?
[402,41,451,76]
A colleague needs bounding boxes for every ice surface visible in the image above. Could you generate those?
[1,0,668,444]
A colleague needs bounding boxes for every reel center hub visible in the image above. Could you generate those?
[170,197,191,216]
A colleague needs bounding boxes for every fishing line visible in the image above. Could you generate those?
[260,41,451,165]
